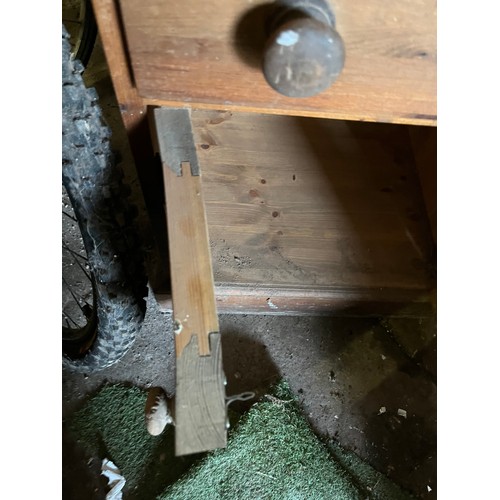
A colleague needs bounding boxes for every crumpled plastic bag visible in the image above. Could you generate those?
[101,458,126,500]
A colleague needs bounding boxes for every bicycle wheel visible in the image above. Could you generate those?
[62,0,97,67]
[62,25,146,373]
[62,183,98,359]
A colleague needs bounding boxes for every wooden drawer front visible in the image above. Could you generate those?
[119,0,436,125]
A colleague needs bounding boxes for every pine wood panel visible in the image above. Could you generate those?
[119,0,436,125]
[162,162,219,358]
[160,132,227,455]
[189,110,435,310]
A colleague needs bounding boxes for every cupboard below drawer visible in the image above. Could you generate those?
[157,109,436,315]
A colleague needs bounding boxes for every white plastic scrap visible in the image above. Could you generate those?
[427,485,432,492]
[101,459,126,500]
[397,408,407,419]
[378,406,386,415]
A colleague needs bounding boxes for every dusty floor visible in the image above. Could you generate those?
[62,33,437,499]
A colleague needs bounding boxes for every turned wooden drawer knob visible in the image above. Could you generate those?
[263,0,345,98]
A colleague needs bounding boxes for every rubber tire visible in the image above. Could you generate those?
[62,25,146,373]
[75,0,97,68]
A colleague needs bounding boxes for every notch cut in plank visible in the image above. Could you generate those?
[163,160,219,358]
[156,107,226,455]
[155,107,200,177]
[156,107,219,358]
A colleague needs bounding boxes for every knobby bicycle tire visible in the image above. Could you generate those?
[75,0,98,68]
[62,25,146,373]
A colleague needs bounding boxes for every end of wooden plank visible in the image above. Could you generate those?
[175,332,227,456]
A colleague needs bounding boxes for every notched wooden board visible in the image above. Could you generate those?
[162,154,218,358]
[156,107,227,454]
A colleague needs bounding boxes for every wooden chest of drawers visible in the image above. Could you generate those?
[92,0,436,313]
[91,0,436,455]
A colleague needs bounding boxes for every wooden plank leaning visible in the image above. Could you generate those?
[154,107,227,456]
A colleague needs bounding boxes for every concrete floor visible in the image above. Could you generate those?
[62,34,437,499]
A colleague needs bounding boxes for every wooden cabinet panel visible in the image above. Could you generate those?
[187,109,435,314]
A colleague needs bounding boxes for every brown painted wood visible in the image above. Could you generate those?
[118,0,436,125]
[189,110,435,310]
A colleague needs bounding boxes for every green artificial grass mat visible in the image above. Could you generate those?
[68,385,199,499]
[68,381,414,499]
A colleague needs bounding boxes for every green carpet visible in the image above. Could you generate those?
[68,381,414,499]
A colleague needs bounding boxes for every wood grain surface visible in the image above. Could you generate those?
[158,113,227,455]
[91,0,146,130]
[189,109,435,312]
[162,162,219,358]
[175,332,227,455]
[118,0,436,125]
